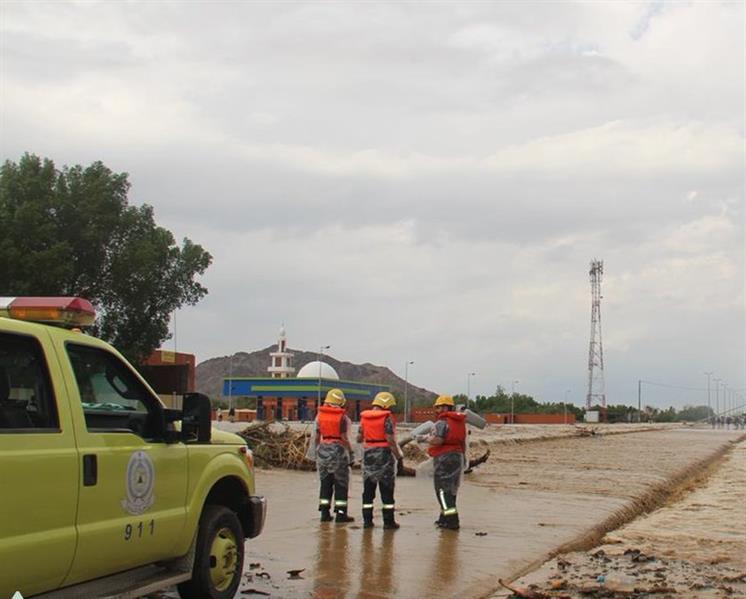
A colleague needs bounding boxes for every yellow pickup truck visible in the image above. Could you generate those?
[0,297,266,599]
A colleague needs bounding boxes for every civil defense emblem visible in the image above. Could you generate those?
[121,451,155,515]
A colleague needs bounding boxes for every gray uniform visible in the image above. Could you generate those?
[315,415,352,515]
[362,416,396,484]
[433,419,464,496]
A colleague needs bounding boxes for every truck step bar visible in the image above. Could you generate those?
[32,565,190,599]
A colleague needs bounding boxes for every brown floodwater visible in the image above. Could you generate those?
[236,428,742,598]
[503,437,746,598]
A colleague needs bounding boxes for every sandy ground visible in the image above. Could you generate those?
[219,426,742,598]
[496,437,746,599]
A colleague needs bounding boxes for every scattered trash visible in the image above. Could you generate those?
[241,590,271,596]
[286,568,305,579]
[256,572,271,580]
[498,578,550,599]
[249,562,261,569]
[475,531,488,536]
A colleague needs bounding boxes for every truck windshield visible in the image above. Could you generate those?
[66,343,159,438]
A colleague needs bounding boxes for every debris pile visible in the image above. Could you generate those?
[506,547,746,598]
[237,422,491,473]
[239,422,315,470]
[402,442,428,463]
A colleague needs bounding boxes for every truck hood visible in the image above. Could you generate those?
[210,428,245,445]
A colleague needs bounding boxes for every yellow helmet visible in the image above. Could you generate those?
[372,391,396,409]
[325,388,346,407]
[434,394,454,407]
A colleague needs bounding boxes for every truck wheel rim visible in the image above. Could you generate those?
[210,526,238,591]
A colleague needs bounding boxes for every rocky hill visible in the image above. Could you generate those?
[196,347,436,407]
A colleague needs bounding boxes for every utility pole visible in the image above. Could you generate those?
[563,389,571,425]
[638,379,642,423]
[317,345,330,412]
[704,372,713,416]
[714,378,721,417]
[511,379,519,424]
[404,360,414,423]
[586,260,606,410]
[467,372,476,410]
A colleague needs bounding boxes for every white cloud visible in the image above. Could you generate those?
[484,120,744,175]
[1,1,744,405]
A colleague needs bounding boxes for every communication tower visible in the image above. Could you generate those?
[586,259,606,409]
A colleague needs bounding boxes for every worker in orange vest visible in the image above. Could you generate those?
[315,388,355,523]
[424,395,466,530]
[357,391,404,529]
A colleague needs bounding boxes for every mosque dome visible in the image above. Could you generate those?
[297,361,339,380]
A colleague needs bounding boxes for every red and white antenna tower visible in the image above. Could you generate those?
[586,259,606,409]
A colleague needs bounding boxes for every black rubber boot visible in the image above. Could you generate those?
[382,509,400,530]
[320,508,333,522]
[335,509,355,523]
[440,513,460,530]
[363,507,374,528]
[434,513,445,527]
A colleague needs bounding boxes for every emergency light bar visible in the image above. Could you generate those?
[0,297,96,327]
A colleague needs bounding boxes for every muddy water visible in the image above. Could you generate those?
[602,437,746,568]
[238,429,742,598]
[502,437,746,598]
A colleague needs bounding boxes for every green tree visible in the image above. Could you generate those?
[472,386,584,419]
[0,153,212,363]
[675,405,713,422]
[606,404,639,423]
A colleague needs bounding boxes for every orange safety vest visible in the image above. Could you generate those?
[317,405,346,444]
[428,412,466,458]
[360,409,396,448]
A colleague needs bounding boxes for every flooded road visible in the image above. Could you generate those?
[237,428,743,598]
[502,437,746,598]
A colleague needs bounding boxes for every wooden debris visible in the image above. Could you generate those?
[239,422,316,470]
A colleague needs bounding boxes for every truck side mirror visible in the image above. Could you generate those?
[182,392,212,443]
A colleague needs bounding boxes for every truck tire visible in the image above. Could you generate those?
[178,505,245,599]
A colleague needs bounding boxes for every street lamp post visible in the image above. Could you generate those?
[467,372,476,410]
[714,378,721,418]
[317,345,330,412]
[404,361,414,423]
[563,389,571,425]
[511,380,519,424]
[228,354,234,413]
[704,372,713,417]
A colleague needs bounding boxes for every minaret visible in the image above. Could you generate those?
[268,325,295,378]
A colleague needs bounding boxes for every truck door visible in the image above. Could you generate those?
[59,342,189,586]
[0,329,78,598]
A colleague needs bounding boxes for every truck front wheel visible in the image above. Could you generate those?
[178,505,245,599]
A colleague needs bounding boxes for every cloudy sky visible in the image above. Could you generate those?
[2,1,744,409]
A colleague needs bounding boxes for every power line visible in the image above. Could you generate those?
[640,380,706,392]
